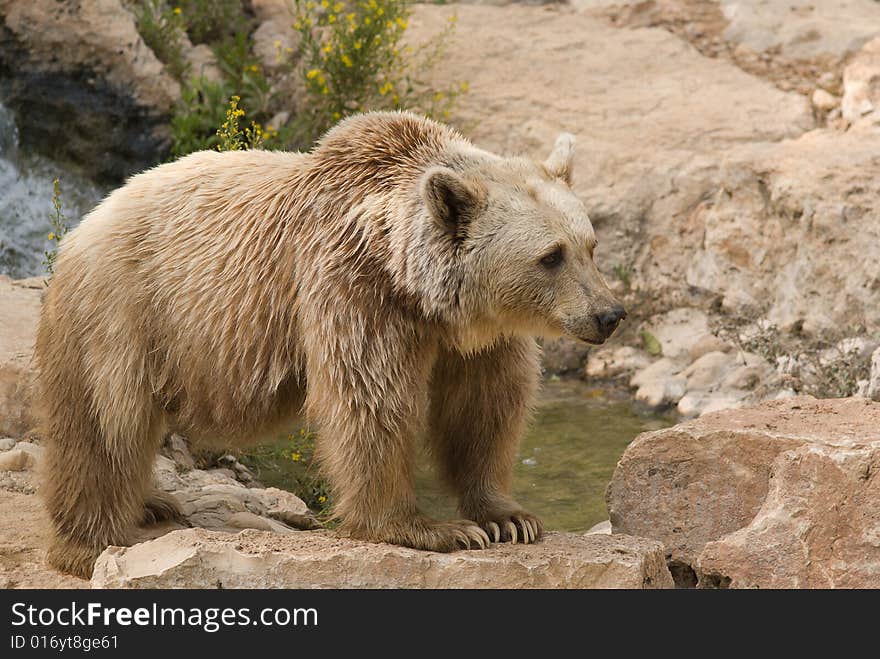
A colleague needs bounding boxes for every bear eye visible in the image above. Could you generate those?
[539,246,564,269]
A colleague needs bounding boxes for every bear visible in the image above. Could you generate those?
[35,111,626,578]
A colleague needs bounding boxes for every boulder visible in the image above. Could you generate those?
[868,347,880,401]
[91,528,674,589]
[0,276,41,437]
[0,0,180,181]
[585,346,652,379]
[607,396,880,587]
[842,36,880,125]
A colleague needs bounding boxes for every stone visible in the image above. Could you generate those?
[0,437,16,451]
[585,346,652,379]
[811,88,839,111]
[644,309,713,361]
[0,0,180,181]
[634,374,686,409]
[696,438,880,588]
[608,396,880,587]
[868,347,880,401]
[91,529,674,589]
[585,520,611,535]
[163,434,196,470]
[720,0,880,61]
[842,36,880,125]
[0,277,41,437]
[184,43,223,85]
[688,333,731,362]
[540,338,590,374]
[682,350,736,391]
[0,448,29,471]
[629,357,682,389]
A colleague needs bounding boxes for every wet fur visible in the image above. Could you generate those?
[36,112,614,577]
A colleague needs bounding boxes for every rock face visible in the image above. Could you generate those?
[91,528,674,589]
[842,36,880,125]
[607,396,880,588]
[0,276,41,437]
[0,0,179,181]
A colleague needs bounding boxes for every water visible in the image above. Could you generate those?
[0,102,105,279]
[248,378,675,533]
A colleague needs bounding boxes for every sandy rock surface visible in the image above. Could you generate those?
[608,396,880,587]
[0,276,41,437]
[91,527,673,589]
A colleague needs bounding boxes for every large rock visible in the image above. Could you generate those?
[607,396,880,588]
[0,276,41,437]
[842,36,880,125]
[91,528,674,589]
[0,0,180,181]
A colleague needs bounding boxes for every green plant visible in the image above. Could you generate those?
[613,263,632,291]
[170,77,234,155]
[176,0,246,44]
[242,429,333,517]
[290,0,465,143]
[216,95,274,151]
[136,1,189,81]
[43,179,69,278]
[640,330,662,357]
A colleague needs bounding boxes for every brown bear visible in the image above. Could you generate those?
[35,111,625,578]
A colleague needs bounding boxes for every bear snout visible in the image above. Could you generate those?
[595,305,627,339]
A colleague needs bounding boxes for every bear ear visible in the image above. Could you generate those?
[543,132,575,186]
[422,167,483,239]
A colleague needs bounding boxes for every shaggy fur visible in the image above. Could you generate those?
[36,112,623,578]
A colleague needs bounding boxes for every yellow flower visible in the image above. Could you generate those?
[328,13,336,23]
[274,40,282,48]
[306,68,321,79]
[333,2,343,11]
[378,80,393,95]
[294,20,302,29]
[320,0,329,8]
[460,81,470,92]
[173,7,181,15]
[291,452,301,462]
[248,64,259,72]
[306,1,315,9]
[47,232,55,241]
[332,111,341,120]
[322,86,329,94]
[317,495,327,504]
[395,17,407,29]
[341,53,353,67]
[434,91,444,101]
[346,12,356,23]
[353,40,362,50]
[364,16,371,25]
[322,43,332,53]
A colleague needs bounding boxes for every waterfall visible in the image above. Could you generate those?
[0,102,105,279]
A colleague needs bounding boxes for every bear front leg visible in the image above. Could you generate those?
[428,336,544,544]
[303,307,490,552]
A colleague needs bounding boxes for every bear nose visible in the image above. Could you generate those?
[595,306,627,337]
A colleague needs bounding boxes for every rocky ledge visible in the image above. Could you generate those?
[91,528,673,589]
[608,396,880,588]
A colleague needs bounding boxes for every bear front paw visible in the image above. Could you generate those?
[479,511,543,545]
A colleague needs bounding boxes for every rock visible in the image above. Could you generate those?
[688,333,731,361]
[0,277,41,437]
[0,448,30,471]
[585,346,652,379]
[608,396,880,587]
[720,0,880,61]
[162,434,196,470]
[634,374,686,410]
[643,309,713,361]
[842,36,880,125]
[183,43,223,84]
[697,438,880,588]
[13,441,42,463]
[585,520,612,535]
[868,347,880,401]
[0,0,180,181]
[91,529,674,589]
[152,457,320,534]
[630,357,681,389]
[540,338,590,374]
[682,351,736,391]
[811,88,839,111]
[251,8,300,73]
[0,437,16,451]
